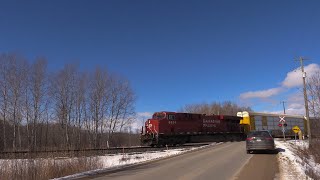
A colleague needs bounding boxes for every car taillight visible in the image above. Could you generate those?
[265,137,273,141]
[246,137,253,141]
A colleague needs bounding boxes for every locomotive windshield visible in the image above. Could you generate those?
[153,112,166,120]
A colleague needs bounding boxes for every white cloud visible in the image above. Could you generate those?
[288,103,304,109]
[240,63,320,100]
[240,87,283,99]
[136,112,153,119]
[239,63,320,115]
[287,92,304,103]
[286,92,305,115]
[131,112,153,131]
[282,63,320,88]
[251,92,306,115]
[130,121,141,133]
[286,107,305,115]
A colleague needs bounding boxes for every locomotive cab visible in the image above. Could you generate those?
[145,112,166,134]
[141,112,167,146]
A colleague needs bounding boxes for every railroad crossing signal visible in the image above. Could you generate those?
[292,126,301,134]
[279,116,286,141]
[279,116,286,123]
[278,123,288,127]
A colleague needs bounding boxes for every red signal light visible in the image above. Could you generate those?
[278,124,282,127]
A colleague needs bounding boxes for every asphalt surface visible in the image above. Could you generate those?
[234,151,279,180]
[89,142,258,180]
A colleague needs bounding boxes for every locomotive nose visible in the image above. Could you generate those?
[145,120,152,133]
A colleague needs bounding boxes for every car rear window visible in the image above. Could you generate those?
[248,131,271,137]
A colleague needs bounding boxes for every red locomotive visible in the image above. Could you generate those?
[141,111,246,146]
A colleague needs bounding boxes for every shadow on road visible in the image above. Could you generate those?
[249,148,285,155]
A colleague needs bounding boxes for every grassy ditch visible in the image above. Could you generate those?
[296,138,320,179]
[0,156,103,180]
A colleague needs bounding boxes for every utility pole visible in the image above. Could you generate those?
[296,57,311,142]
[280,101,286,114]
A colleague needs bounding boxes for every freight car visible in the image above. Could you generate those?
[237,111,307,138]
[140,111,246,146]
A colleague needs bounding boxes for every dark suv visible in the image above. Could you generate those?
[246,130,275,154]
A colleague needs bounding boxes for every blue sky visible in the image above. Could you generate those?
[1,0,320,116]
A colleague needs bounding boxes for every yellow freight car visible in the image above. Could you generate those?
[237,111,307,138]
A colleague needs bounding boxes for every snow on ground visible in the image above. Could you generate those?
[5,140,319,180]
[276,139,320,180]
[54,143,219,180]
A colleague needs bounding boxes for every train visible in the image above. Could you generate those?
[140,111,246,146]
[237,111,306,138]
[140,111,307,146]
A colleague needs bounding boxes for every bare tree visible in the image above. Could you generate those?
[28,58,48,151]
[6,54,29,151]
[114,79,136,132]
[0,52,138,151]
[88,68,108,148]
[306,70,320,138]
[106,75,136,143]
[22,67,31,150]
[74,72,88,149]
[307,70,320,118]
[50,64,77,149]
[0,53,10,151]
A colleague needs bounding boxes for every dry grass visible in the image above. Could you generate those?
[296,138,320,180]
[309,138,320,163]
[0,156,103,180]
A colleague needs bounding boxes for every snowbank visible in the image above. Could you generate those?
[53,143,218,179]
[276,139,320,180]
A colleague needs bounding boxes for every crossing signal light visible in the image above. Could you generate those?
[278,123,282,127]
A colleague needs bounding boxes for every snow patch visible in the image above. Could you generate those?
[53,143,219,179]
[276,139,319,180]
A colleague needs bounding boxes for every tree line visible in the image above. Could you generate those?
[0,53,136,152]
[179,101,252,116]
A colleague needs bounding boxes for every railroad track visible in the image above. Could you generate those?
[0,143,210,159]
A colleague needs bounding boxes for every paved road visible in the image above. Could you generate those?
[234,151,279,180]
[88,142,278,180]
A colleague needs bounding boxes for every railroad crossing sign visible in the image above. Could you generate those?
[279,116,286,123]
[279,116,286,141]
[292,126,301,134]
